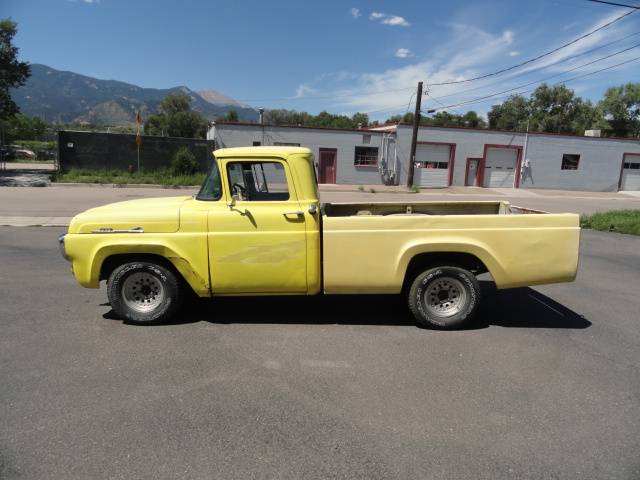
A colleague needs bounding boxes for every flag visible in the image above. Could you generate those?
[135,111,143,146]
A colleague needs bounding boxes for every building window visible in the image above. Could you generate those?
[623,161,640,169]
[252,141,261,146]
[416,161,448,169]
[561,154,580,170]
[273,142,300,146]
[354,146,378,166]
[362,134,371,145]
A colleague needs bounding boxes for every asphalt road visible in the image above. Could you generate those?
[1,227,639,479]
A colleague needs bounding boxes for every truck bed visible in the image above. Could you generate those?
[322,200,547,217]
[321,201,580,294]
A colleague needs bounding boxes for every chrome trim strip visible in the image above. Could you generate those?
[91,227,145,234]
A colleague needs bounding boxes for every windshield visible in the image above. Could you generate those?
[196,159,222,201]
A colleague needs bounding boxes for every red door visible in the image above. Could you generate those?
[318,148,337,184]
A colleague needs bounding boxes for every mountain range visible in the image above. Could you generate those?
[11,64,259,125]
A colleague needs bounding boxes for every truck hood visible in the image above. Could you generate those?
[68,196,192,234]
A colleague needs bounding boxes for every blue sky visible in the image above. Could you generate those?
[5,0,640,120]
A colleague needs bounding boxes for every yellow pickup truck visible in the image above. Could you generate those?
[59,146,580,329]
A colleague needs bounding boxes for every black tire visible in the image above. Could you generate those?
[107,261,183,325]
[408,266,480,329]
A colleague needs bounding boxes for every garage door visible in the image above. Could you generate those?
[621,154,640,191]
[483,147,518,188]
[414,143,451,187]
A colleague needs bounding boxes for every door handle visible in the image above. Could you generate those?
[283,211,304,218]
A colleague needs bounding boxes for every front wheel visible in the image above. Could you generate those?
[107,261,183,325]
[408,266,480,329]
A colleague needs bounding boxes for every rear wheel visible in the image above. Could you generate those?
[408,266,480,329]
[107,261,183,325]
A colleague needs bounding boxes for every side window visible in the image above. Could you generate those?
[227,161,290,201]
[561,154,580,170]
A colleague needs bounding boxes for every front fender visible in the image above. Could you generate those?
[65,233,211,296]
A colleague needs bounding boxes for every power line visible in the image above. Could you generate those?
[425,42,640,110]
[430,55,640,111]
[428,8,637,86]
[362,101,415,116]
[429,29,640,100]
[586,0,640,8]
[234,5,636,108]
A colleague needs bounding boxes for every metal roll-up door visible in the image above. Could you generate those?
[483,147,518,188]
[414,144,451,187]
[621,154,640,191]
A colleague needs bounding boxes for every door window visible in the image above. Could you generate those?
[227,161,290,201]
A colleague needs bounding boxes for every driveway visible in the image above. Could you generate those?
[0,228,638,479]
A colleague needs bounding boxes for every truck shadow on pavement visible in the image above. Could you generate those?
[103,281,591,330]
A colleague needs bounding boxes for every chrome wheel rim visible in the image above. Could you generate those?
[423,276,467,317]
[122,272,165,313]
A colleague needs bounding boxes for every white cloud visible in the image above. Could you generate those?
[290,9,637,119]
[369,12,410,27]
[395,48,413,58]
[294,84,316,98]
[349,8,361,19]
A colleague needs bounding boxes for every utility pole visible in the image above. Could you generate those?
[407,81,423,187]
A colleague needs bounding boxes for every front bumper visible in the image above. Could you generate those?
[58,234,71,261]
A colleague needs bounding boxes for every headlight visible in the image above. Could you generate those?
[58,234,70,261]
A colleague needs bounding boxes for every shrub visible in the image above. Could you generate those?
[171,147,199,176]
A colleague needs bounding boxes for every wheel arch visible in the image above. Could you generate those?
[399,244,502,292]
[90,244,210,297]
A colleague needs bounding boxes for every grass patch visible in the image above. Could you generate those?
[53,168,205,187]
[580,210,640,236]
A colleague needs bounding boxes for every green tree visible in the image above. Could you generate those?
[222,110,239,122]
[598,83,640,137]
[488,94,530,131]
[5,113,45,142]
[160,94,191,115]
[528,84,597,134]
[385,110,486,129]
[262,109,369,129]
[171,146,199,175]
[0,19,30,121]
[488,85,601,134]
[144,93,207,138]
[461,111,486,128]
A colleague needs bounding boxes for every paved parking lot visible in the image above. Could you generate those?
[1,227,639,479]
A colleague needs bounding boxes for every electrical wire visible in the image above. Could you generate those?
[232,6,636,107]
[586,0,640,8]
[429,55,640,111]
[428,8,637,86]
[428,29,640,100]
[423,42,640,110]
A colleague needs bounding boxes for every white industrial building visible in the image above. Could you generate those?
[207,122,640,192]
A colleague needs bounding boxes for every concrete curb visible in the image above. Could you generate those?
[0,216,71,227]
[52,183,198,189]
